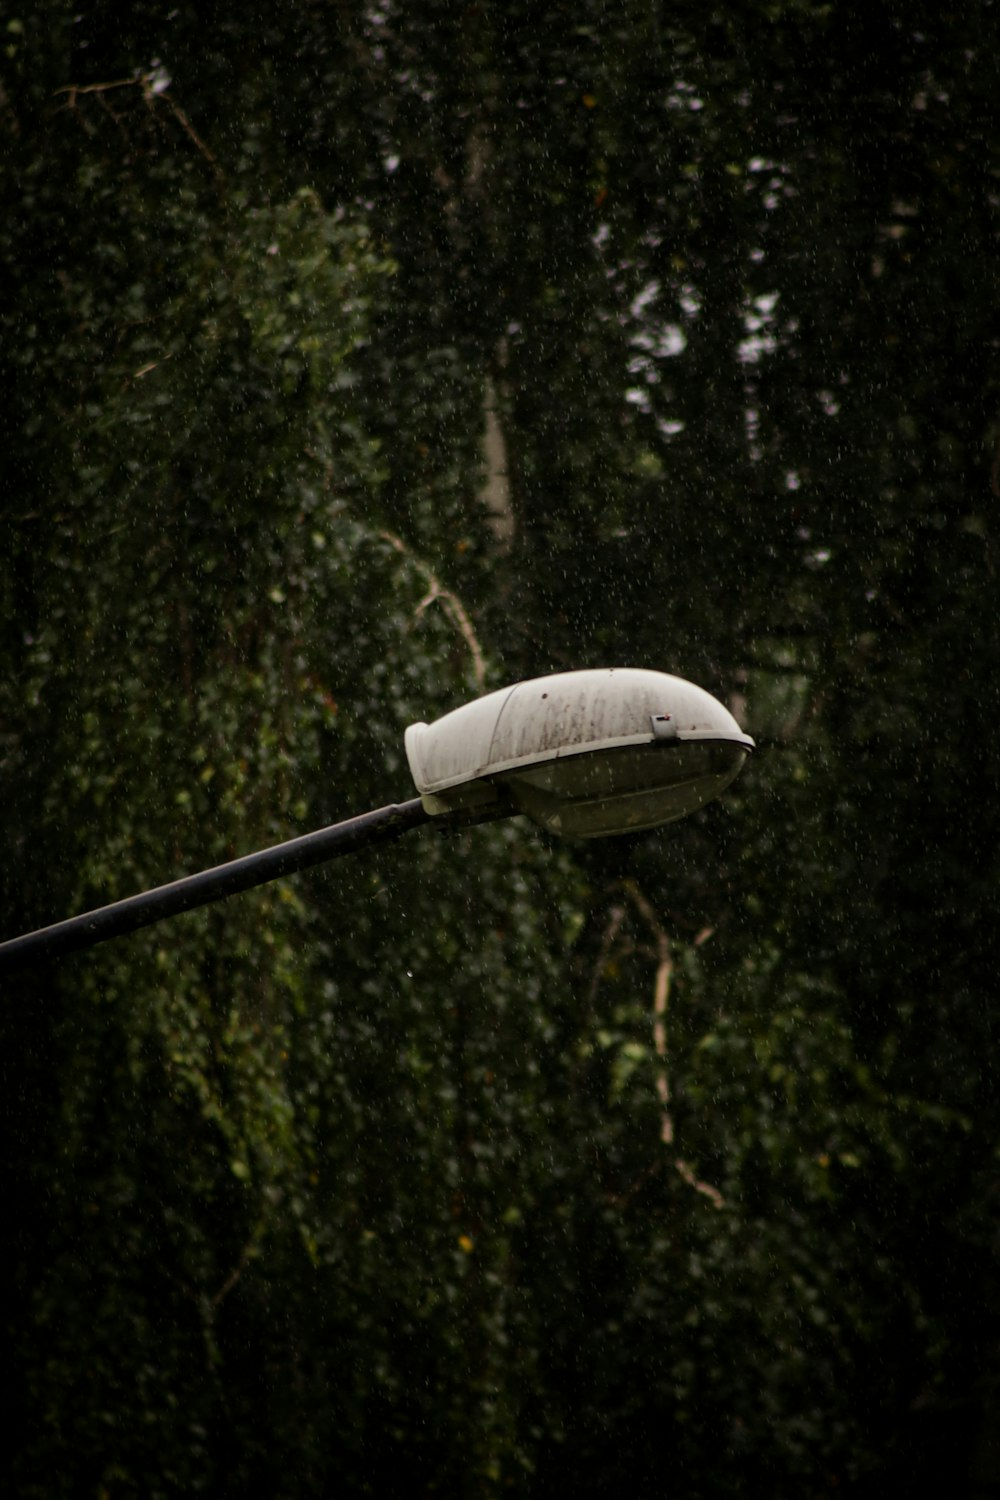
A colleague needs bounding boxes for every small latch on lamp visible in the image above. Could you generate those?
[650,713,679,741]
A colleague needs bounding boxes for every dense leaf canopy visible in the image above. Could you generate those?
[2,2,999,1495]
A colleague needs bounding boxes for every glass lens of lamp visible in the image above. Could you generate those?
[504,741,750,838]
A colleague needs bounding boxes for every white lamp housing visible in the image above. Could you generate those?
[404,668,754,839]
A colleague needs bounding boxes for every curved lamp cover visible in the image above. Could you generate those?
[404,668,754,839]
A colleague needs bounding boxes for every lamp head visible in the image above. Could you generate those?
[404,668,753,839]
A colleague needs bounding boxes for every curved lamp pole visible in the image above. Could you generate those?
[0,668,753,975]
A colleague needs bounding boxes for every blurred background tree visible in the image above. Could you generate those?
[2,2,999,1495]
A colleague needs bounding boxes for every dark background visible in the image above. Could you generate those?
[2,3,999,1494]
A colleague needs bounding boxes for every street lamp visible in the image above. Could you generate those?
[406,667,753,837]
[0,668,752,973]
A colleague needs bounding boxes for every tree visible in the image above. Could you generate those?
[3,2,999,1494]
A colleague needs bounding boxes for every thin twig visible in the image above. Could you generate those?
[622,880,725,1210]
[674,1156,725,1209]
[54,77,139,98]
[164,96,222,179]
[210,1239,257,1309]
[623,880,675,1145]
[380,530,486,690]
[587,903,627,1011]
[54,73,224,186]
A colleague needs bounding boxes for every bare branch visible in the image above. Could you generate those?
[622,879,725,1210]
[54,77,139,98]
[380,530,486,691]
[674,1156,726,1210]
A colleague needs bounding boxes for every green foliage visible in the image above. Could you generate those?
[3,2,999,1496]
